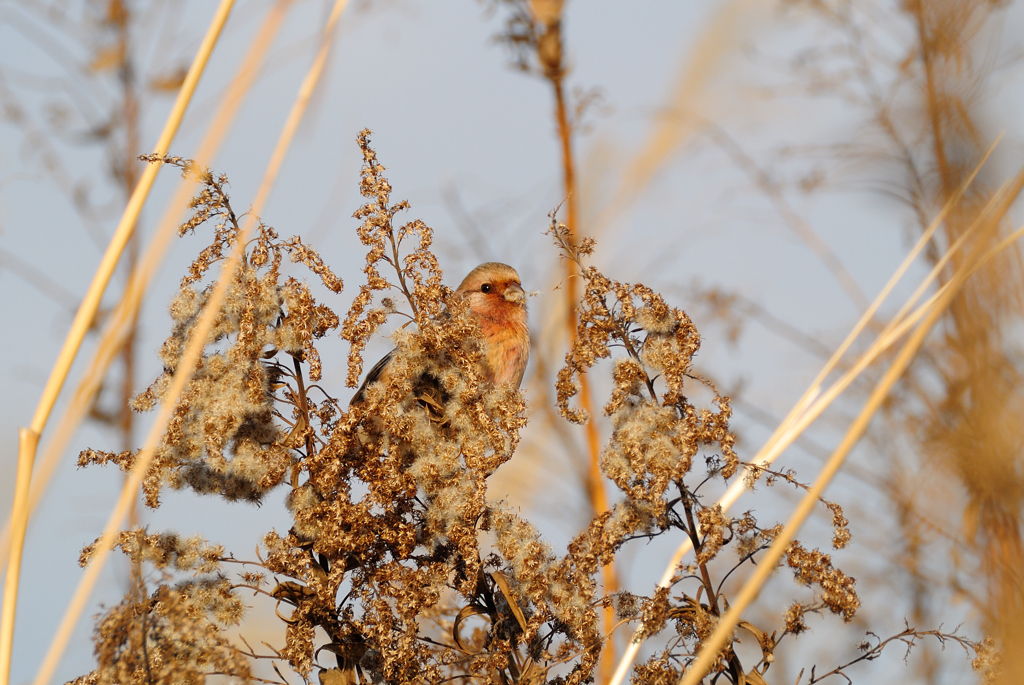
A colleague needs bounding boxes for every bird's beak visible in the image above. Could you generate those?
[504,282,526,304]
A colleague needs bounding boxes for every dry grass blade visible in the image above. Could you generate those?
[0,3,237,684]
[591,0,751,251]
[605,136,1001,685]
[0,431,37,680]
[249,0,349,215]
[676,176,1024,685]
[27,3,349,684]
[0,0,294,573]
[728,151,1023,489]
[677,257,983,685]
[491,572,529,632]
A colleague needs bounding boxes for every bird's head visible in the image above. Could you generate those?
[456,262,527,317]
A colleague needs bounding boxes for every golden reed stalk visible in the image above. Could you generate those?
[605,136,1000,685]
[677,167,1024,685]
[0,3,236,684]
[26,2,350,682]
[28,4,349,684]
[0,0,295,572]
[552,72,622,685]
[527,2,622,676]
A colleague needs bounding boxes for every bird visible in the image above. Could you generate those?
[351,262,530,405]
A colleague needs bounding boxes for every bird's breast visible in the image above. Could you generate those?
[478,309,530,388]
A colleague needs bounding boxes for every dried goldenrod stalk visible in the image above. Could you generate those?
[70,132,990,685]
[69,529,250,685]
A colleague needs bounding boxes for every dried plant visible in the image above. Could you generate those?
[63,130,983,685]
[69,530,251,685]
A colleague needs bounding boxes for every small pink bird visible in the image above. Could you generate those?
[353,262,530,403]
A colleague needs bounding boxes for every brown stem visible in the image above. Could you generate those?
[389,232,419,318]
[292,356,314,458]
[681,493,719,615]
[612,317,658,400]
[548,38,620,685]
[910,1,955,205]
[113,4,141,529]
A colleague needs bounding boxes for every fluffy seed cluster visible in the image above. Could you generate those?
[69,529,249,685]
[73,136,867,685]
[265,133,607,684]
[341,129,446,389]
[81,158,342,508]
[543,221,863,683]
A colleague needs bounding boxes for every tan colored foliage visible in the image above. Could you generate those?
[66,132,912,685]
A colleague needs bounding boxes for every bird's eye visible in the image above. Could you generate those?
[481,283,492,293]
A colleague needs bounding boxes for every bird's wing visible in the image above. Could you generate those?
[350,348,395,405]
